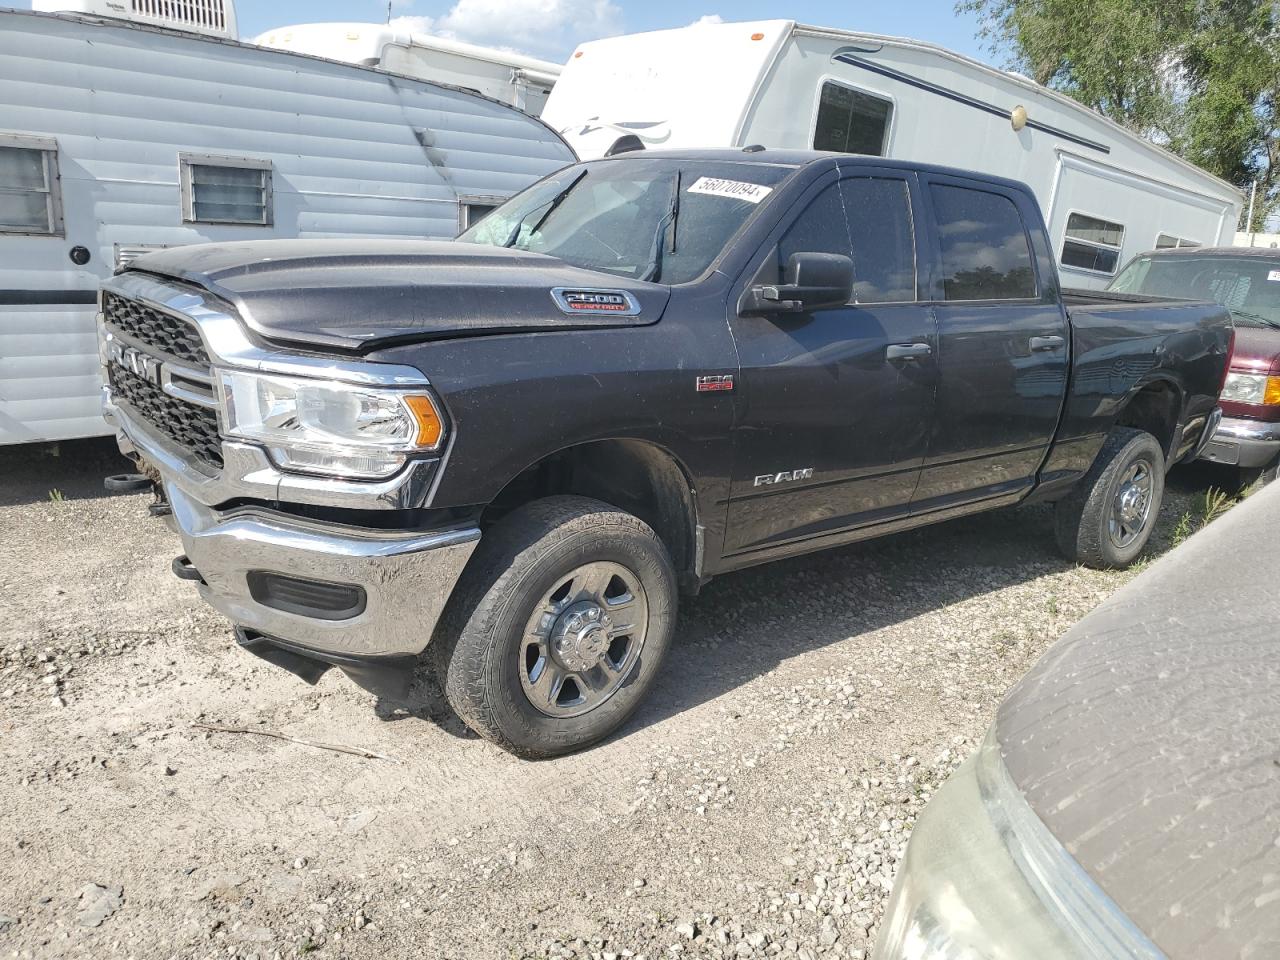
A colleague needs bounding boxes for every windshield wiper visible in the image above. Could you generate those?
[640,172,681,283]
[503,168,588,248]
[1230,308,1280,330]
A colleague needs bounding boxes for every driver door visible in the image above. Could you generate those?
[723,171,938,557]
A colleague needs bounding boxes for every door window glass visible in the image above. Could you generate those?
[778,183,852,272]
[813,83,892,156]
[843,178,916,302]
[930,184,1037,301]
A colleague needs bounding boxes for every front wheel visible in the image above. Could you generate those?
[1054,427,1166,570]
[434,496,677,759]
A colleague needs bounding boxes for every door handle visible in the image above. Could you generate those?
[886,342,932,361]
[1030,335,1066,352]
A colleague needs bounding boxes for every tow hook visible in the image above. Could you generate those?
[171,555,205,585]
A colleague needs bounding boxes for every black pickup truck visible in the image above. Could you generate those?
[100,150,1231,757]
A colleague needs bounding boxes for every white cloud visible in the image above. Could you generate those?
[689,14,723,26]
[393,0,622,60]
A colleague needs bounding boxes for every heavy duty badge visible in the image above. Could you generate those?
[551,288,641,316]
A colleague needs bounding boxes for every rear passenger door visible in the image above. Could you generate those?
[724,169,938,556]
[911,175,1069,512]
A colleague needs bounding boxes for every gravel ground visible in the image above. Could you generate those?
[0,438,1230,960]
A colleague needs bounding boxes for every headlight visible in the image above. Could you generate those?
[1221,371,1280,406]
[218,370,445,480]
[874,729,1162,960]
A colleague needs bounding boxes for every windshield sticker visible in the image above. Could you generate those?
[687,177,774,204]
[1269,270,1280,282]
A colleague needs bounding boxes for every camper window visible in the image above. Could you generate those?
[0,134,62,236]
[1061,213,1125,275]
[460,199,502,233]
[813,83,892,157]
[930,184,1037,301]
[180,154,273,226]
[1155,234,1201,250]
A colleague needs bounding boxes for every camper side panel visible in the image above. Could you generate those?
[740,32,1241,288]
[0,10,573,444]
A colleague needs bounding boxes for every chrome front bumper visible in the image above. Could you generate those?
[108,399,479,660]
[1200,415,1280,469]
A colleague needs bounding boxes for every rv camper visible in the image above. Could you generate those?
[0,2,574,446]
[252,23,562,116]
[542,19,1244,289]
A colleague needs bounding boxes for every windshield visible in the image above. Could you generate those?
[1110,254,1280,329]
[457,159,794,284]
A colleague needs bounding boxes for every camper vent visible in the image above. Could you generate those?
[114,243,171,269]
[130,0,227,32]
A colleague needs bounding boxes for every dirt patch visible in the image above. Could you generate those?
[0,442,1226,960]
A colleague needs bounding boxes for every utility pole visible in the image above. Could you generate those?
[387,2,393,25]
[1246,179,1257,240]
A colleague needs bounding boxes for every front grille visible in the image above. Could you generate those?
[103,292,210,366]
[108,363,224,470]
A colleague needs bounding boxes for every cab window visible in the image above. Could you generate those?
[930,184,1037,301]
[779,177,917,304]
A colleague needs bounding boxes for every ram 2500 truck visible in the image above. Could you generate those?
[99,150,1232,758]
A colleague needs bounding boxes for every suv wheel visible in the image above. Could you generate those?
[435,496,677,758]
[1054,427,1165,570]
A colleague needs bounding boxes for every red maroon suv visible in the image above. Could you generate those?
[1111,247,1280,487]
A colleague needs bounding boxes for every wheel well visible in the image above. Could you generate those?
[482,440,700,590]
[1115,381,1181,461]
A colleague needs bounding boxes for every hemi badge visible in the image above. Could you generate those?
[696,375,734,393]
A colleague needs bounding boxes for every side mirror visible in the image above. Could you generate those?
[742,252,854,316]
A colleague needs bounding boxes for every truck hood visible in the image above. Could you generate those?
[128,239,671,352]
[996,480,1280,958]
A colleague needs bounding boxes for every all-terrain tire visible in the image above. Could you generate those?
[433,496,677,759]
[1054,427,1166,570]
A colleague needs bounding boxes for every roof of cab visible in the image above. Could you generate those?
[596,147,1039,197]
[1135,245,1280,259]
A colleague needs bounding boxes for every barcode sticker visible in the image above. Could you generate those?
[687,177,774,204]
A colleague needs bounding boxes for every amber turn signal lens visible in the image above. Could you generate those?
[404,395,445,449]
[751,32,765,40]
[1266,376,1280,406]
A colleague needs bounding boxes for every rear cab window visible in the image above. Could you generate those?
[929,184,1037,301]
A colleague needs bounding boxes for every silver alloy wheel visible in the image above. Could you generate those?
[1109,458,1155,548]
[519,561,649,718]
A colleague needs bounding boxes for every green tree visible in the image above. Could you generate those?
[959,0,1280,230]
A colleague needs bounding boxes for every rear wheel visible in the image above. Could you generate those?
[1054,427,1165,570]
[435,496,677,759]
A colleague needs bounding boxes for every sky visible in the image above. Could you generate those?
[16,1,994,65]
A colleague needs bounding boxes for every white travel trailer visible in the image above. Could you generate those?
[1,4,574,446]
[542,19,1244,290]
[252,22,562,116]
